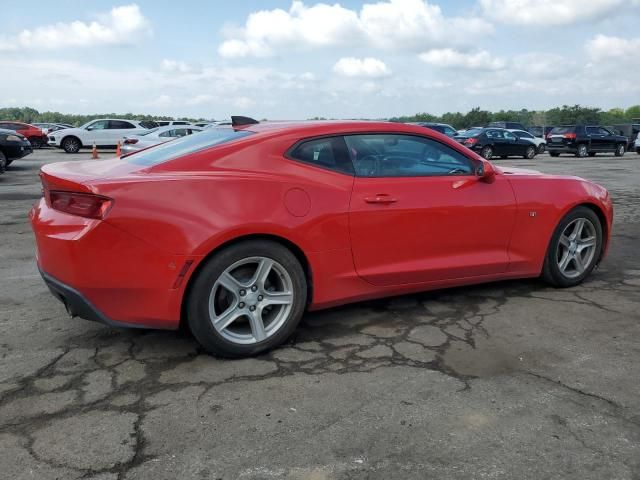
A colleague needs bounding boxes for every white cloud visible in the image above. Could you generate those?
[161,59,199,74]
[586,34,640,61]
[0,4,151,51]
[419,49,506,70]
[479,0,626,26]
[218,0,492,58]
[333,57,391,78]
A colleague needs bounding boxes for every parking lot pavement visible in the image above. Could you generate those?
[1,148,640,480]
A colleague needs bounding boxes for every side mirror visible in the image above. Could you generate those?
[476,160,496,184]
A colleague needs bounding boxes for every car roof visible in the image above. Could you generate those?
[237,120,439,138]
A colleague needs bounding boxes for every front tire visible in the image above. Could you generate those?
[614,144,625,157]
[186,240,307,358]
[62,136,81,154]
[537,144,546,154]
[524,145,536,159]
[542,207,602,288]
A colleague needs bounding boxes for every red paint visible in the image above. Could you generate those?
[30,121,614,328]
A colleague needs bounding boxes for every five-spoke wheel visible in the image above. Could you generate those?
[543,206,602,287]
[187,240,306,357]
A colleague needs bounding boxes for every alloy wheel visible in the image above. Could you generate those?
[555,218,598,279]
[482,147,493,159]
[577,144,588,157]
[208,256,294,345]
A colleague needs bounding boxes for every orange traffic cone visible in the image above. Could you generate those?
[91,142,99,159]
[116,140,121,157]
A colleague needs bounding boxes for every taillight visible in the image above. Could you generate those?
[49,191,113,219]
[564,133,577,139]
[464,137,478,145]
[124,138,138,144]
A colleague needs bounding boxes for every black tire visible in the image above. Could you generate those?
[480,146,493,159]
[542,206,603,288]
[524,145,536,159]
[576,144,588,158]
[28,136,42,149]
[0,150,6,174]
[537,144,546,154]
[636,148,640,155]
[614,144,625,157]
[588,152,597,157]
[186,240,307,358]
[62,136,81,154]
[549,152,560,157]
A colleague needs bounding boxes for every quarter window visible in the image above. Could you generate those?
[109,120,135,129]
[288,136,354,174]
[344,134,473,178]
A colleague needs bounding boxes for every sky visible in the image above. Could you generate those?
[1,0,639,120]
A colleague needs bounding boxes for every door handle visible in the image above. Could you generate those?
[365,194,397,204]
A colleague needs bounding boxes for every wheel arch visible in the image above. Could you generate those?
[179,233,313,330]
[61,135,83,148]
[577,202,609,262]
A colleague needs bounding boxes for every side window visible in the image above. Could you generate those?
[87,120,109,130]
[109,120,135,129]
[504,131,517,141]
[586,126,599,135]
[486,129,503,139]
[174,129,189,137]
[159,130,175,138]
[599,127,612,135]
[344,134,473,178]
[288,136,353,174]
[443,127,456,137]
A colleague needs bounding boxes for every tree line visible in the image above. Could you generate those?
[1,104,640,129]
[390,105,640,130]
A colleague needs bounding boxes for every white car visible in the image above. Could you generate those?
[156,120,192,127]
[635,133,640,154]
[508,129,547,154]
[121,125,203,155]
[48,119,153,153]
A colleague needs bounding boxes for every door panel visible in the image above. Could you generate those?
[349,175,517,286]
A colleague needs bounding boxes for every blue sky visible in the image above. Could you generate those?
[1,1,639,119]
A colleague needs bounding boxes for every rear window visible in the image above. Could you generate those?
[550,126,576,134]
[458,128,483,138]
[125,128,253,166]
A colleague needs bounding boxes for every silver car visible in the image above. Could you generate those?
[121,125,203,154]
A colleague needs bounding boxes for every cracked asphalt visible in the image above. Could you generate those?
[1,149,639,479]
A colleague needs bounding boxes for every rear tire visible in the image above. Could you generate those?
[614,144,625,157]
[186,240,307,358]
[537,144,546,154]
[576,144,588,158]
[542,207,602,288]
[62,136,81,154]
[480,146,493,159]
[28,137,42,149]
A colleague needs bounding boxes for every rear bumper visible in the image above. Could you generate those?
[30,198,193,330]
[40,268,152,329]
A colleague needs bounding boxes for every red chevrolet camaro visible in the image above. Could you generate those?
[30,118,613,357]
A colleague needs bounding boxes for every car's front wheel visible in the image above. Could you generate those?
[187,240,307,357]
[524,145,536,159]
[62,136,81,154]
[537,144,546,154]
[542,207,602,287]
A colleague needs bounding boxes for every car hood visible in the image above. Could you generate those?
[51,127,84,137]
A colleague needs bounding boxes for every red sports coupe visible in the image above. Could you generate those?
[30,118,613,357]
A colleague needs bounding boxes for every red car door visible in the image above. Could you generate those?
[346,133,517,286]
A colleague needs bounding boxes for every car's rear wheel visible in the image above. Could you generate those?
[542,207,602,287]
[614,144,625,157]
[524,145,536,159]
[62,136,81,154]
[480,146,493,159]
[0,150,6,173]
[576,144,588,158]
[186,240,307,357]
[28,136,42,149]
[537,144,546,154]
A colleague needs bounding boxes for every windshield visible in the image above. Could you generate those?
[125,128,254,165]
[458,128,483,138]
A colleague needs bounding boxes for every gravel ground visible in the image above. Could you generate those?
[1,148,639,480]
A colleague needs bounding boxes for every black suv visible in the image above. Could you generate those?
[547,125,628,157]
[411,122,457,138]
[487,121,527,131]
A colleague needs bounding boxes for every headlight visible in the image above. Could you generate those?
[6,134,22,142]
